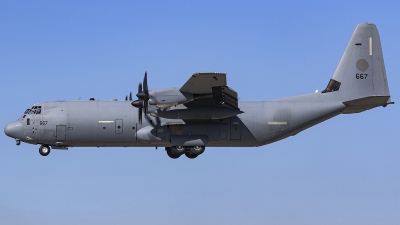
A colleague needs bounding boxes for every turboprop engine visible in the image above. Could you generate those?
[131,72,241,122]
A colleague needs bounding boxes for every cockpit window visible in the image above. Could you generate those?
[24,106,42,115]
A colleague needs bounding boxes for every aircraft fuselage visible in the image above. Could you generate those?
[8,93,347,149]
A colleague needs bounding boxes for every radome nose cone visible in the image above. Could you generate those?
[4,121,23,139]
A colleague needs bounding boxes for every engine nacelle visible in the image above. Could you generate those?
[136,125,168,144]
[148,88,193,108]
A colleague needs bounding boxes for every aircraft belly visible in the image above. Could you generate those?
[135,122,229,145]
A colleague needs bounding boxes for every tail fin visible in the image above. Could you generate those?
[322,23,392,113]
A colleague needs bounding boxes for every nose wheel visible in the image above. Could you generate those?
[39,145,51,156]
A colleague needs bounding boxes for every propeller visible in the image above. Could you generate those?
[125,92,133,101]
[131,72,149,124]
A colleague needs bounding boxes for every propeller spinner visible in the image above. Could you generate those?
[131,72,149,124]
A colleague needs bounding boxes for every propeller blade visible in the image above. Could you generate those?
[137,83,146,98]
[143,71,148,95]
[139,107,143,125]
[144,98,148,114]
[131,71,150,125]
[138,82,142,94]
[125,95,128,101]
[137,92,147,99]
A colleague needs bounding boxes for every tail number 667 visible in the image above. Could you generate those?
[356,73,368,79]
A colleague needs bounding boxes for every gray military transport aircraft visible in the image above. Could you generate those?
[4,23,394,159]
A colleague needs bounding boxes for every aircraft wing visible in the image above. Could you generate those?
[180,72,239,109]
[180,72,227,94]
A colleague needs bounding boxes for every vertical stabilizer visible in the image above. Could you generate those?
[322,23,391,104]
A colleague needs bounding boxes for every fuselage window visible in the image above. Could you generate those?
[27,118,30,125]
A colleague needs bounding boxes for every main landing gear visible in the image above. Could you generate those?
[39,145,51,156]
[165,146,205,159]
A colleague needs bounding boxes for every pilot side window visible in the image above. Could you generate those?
[32,106,42,114]
[24,106,42,115]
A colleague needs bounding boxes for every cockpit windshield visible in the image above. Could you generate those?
[24,106,42,115]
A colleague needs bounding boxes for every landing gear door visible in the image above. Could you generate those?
[230,118,242,140]
[56,125,66,141]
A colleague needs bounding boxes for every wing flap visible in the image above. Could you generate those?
[212,86,239,109]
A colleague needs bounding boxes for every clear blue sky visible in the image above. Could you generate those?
[1,1,399,224]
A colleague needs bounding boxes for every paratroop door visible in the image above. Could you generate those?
[230,118,241,140]
[56,125,66,141]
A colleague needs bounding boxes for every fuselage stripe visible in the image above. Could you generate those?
[99,121,114,124]
[268,122,287,125]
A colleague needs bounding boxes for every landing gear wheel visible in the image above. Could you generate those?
[189,146,205,155]
[166,147,181,159]
[185,151,198,159]
[171,146,186,155]
[39,145,51,156]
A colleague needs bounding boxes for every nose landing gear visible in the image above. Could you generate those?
[39,145,51,156]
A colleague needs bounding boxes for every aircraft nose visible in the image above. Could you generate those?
[4,121,23,139]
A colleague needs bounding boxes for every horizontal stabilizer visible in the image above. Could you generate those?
[342,96,392,114]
